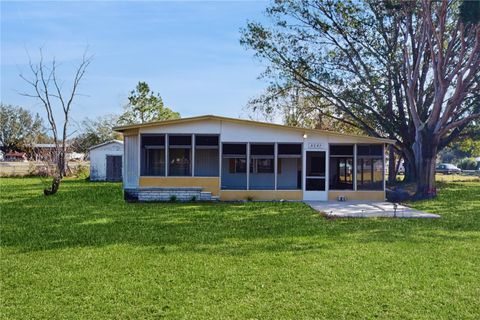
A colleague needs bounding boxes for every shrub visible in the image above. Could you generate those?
[190,195,197,202]
[457,158,477,170]
[246,196,254,202]
[74,164,90,179]
[169,195,177,202]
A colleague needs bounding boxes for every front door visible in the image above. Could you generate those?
[303,151,327,201]
[106,155,122,182]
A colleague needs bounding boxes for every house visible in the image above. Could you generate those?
[4,151,28,162]
[33,143,83,161]
[33,143,57,161]
[113,115,394,202]
[89,140,123,181]
[66,152,85,161]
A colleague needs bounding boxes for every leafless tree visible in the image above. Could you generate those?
[20,49,92,195]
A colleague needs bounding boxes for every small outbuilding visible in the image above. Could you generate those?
[89,140,123,181]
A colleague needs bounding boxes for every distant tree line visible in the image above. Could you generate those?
[0,104,49,153]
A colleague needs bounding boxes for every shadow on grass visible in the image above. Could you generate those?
[1,179,479,255]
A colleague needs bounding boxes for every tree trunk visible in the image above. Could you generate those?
[60,147,67,177]
[412,131,438,199]
[44,175,61,196]
[402,150,417,183]
[44,149,66,196]
[388,145,397,184]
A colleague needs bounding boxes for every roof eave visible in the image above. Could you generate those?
[113,115,396,144]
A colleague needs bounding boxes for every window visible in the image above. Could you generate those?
[330,145,354,156]
[357,145,384,190]
[278,143,302,155]
[329,145,354,190]
[231,158,246,173]
[221,143,247,190]
[249,143,275,190]
[168,135,191,176]
[251,159,274,173]
[194,135,219,176]
[141,135,165,176]
[277,143,302,190]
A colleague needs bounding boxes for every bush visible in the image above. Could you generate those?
[457,158,477,170]
[73,164,90,179]
[169,195,177,202]
[190,195,197,202]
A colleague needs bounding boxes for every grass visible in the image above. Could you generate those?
[1,178,479,319]
[434,173,480,183]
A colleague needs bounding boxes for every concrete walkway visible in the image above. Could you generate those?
[305,201,440,219]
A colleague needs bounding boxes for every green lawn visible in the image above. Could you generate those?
[1,178,479,319]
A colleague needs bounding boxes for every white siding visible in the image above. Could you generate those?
[221,121,304,143]
[124,135,139,188]
[140,119,221,134]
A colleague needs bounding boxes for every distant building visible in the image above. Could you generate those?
[5,151,28,162]
[89,140,123,181]
[33,143,83,161]
[66,152,85,161]
[33,143,57,161]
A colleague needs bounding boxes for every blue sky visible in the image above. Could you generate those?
[1,0,270,129]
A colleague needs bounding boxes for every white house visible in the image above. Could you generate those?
[113,115,395,201]
[89,140,123,181]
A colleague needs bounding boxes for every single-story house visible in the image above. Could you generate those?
[89,140,123,181]
[113,115,394,202]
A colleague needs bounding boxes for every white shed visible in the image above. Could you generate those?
[89,140,124,181]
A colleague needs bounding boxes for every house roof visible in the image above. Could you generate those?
[34,143,56,148]
[113,115,396,144]
[34,143,70,148]
[88,140,124,151]
[6,151,27,157]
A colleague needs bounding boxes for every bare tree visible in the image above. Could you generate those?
[20,49,92,195]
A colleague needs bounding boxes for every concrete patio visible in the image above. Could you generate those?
[305,201,441,219]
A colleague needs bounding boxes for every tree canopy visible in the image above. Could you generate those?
[72,115,122,153]
[118,82,180,125]
[0,104,46,152]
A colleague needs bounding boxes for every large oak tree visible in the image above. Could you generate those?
[241,0,480,198]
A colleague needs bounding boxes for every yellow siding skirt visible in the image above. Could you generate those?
[328,190,385,201]
[219,190,303,201]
